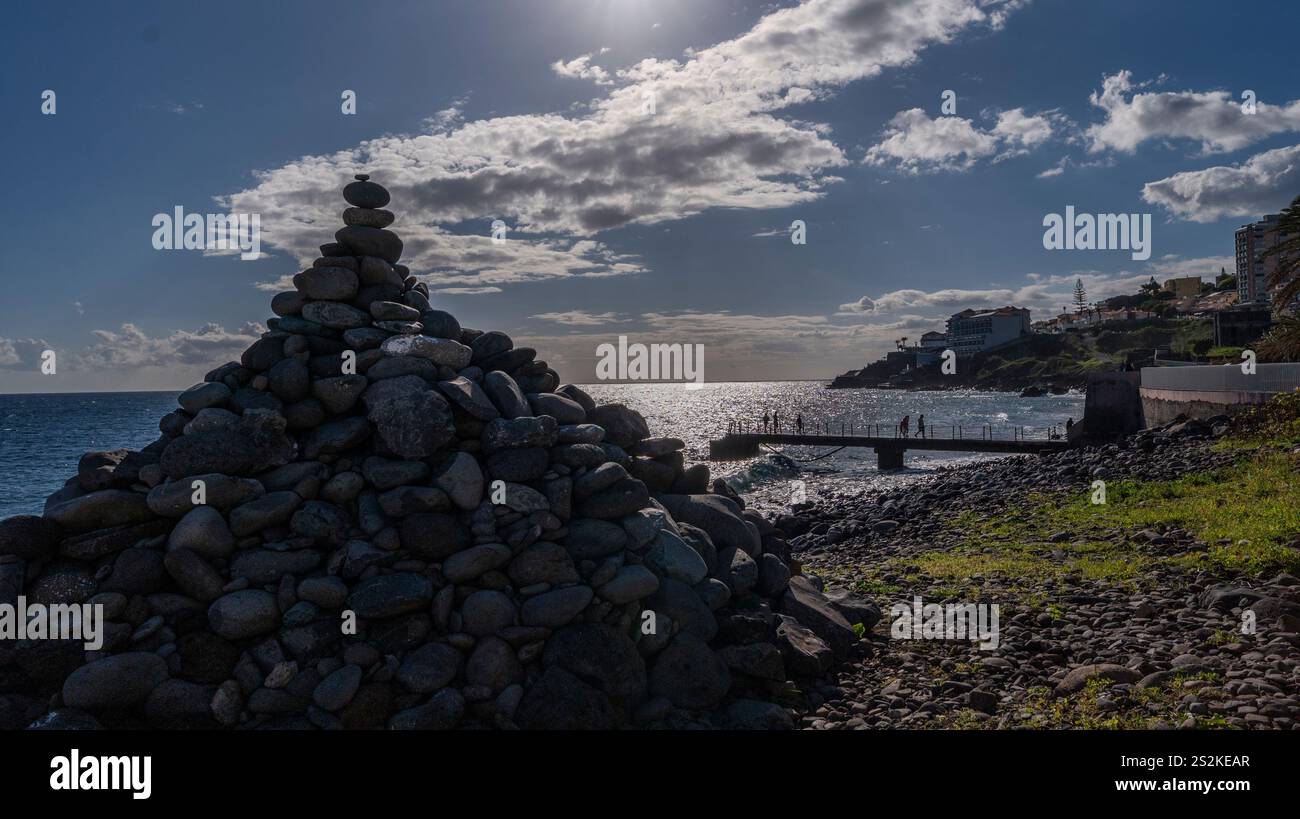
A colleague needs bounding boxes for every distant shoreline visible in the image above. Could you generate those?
[0,381,1084,398]
[2,379,841,397]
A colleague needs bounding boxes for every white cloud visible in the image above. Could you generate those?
[0,337,50,370]
[866,108,998,171]
[839,271,1156,319]
[866,105,1058,171]
[255,231,646,294]
[223,0,1029,291]
[1141,143,1300,223]
[1036,156,1069,178]
[422,95,471,132]
[551,53,613,85]
[434,286,503,295]
[1086,70,1300,154]
[1145,254,1234,277]
[75,322,264,370]
[992,107,1055,149]
[532,310,625,326]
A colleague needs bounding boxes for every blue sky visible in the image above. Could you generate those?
[2,0,1298,392]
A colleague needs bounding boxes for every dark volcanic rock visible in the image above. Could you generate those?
[587,404,650,448]
[336,225,403,264]
[1,175,831,734]
[0,515,63,561]
[779,576,856,655]
[363,376,454,458]
[515,666,616,730]
[62,653,169,710]
[648,633,730,710]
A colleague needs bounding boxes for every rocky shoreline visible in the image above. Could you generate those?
[775,417,1300,729]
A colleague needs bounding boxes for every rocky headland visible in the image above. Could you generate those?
[827,318,1214,393]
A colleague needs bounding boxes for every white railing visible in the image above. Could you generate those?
[1140,363,1300,393]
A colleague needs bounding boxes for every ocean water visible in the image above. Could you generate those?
[0,392,179,519]
[582,381,1083,512]
[0,384,1083,520]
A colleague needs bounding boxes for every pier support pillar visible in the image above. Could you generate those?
[708,435,761,460]
[874,446,904,470]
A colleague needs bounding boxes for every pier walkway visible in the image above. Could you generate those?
[707,423,1070,468]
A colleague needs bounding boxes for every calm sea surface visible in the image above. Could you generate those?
[0,384,1083,519]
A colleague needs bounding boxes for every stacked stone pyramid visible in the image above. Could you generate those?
[0,176,869,730]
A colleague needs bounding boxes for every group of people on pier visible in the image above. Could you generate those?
[725,412,1075,440]
[728,411,930,437]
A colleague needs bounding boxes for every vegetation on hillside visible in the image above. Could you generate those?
[1256,318,1300,363]
[969,318,1214,386]
[1254,194,1300,359]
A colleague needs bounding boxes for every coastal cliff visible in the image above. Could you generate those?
[828,317,1214,393]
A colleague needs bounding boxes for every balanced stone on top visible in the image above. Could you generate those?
[343,173,391,209]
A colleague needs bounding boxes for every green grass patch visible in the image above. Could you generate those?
[929,452,1300,595]
[1219,390,1300,450]
[809,426,1299,605]
[1055,455,1297,567]
[1010,676,1235,730]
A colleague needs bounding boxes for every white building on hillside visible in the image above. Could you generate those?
[945,306,1031,355]
[919,330,947,349]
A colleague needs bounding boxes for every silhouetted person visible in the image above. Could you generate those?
[1065,417,1074,434]
[796,413,803,433]
[900,414,910,437]
[916,414,925,438]
[772,411,780,433]
[762,411,770,433]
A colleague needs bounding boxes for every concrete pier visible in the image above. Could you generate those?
[707,432,1068,469]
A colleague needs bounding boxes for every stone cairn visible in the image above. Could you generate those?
[0,176,871,730]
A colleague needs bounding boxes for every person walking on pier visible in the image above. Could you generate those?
[899,414,910,437]
[772,411,780,434]
[762,411,770,433]
[796,413,803,434]
[916,414,926,439]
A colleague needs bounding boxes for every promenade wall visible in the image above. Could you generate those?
[1138,364,1300,426]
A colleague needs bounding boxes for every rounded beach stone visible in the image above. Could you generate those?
[302,301,372,330]
[296,266,359,301]
[336,225,403,264]
[208,589,281,640]
[343,176,391,209]
[62,653,170,709]
[343,207,395,228]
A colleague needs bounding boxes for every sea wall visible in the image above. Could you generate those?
[1138,363,1300,426]
[1140,386,1276,426]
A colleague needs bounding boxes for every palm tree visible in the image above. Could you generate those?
[1261,194,1300,314]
